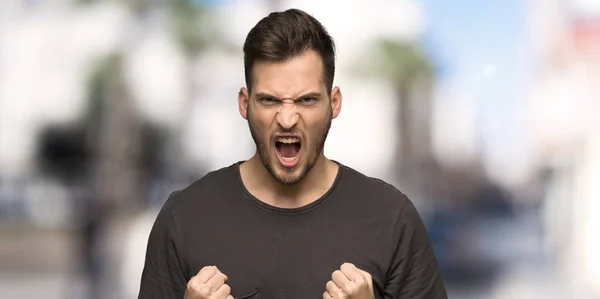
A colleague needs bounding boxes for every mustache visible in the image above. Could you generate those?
[272,130,300,135]
[271,128,304,138]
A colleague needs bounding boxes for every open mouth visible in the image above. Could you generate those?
[275,137,301,167]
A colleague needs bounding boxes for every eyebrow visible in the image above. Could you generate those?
[255,92,323,100]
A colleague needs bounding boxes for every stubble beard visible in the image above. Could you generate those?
[247,106,332,186]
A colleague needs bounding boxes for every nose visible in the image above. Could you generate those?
[276,99,300,129]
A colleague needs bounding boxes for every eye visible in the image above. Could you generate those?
[259,97,279,105]
[298,97,318,106]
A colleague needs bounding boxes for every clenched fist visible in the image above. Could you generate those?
[185,266,232,299]
[323,263,374,299]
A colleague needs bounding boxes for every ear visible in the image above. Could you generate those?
[238,87,249,120]
[330,86,342,119]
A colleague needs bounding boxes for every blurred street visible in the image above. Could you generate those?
[0,211,155,299]
[0,225,78,298]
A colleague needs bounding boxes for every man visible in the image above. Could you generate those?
[139,8,447,299]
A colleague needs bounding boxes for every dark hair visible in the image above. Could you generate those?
[243,8,336,94]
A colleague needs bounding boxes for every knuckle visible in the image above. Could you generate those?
[332,270,341,279]
[343,282,355,293]
[214,274,223,284]
[186,279,195,291]
[197,285,211,297]
[204,265,217,274]
[357,277,368,286]
[326,280,336,290]
[223,284,231,294]
[362,270,372,279]
[190,282,204,293]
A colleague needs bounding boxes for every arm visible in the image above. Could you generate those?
[383,196,448,299]
[138,194,188,299]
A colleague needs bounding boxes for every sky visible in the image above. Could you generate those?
[419,0,533,182]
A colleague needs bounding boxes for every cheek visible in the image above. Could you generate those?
[249,113,274,139]
[303,116,329,141]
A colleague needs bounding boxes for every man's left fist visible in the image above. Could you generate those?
[323,263,374,299]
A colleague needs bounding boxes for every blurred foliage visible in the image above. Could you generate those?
[351,39,433,90]
[372,39,433,88]
[165,0,210,56]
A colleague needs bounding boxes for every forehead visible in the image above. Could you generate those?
[251,50,326,98]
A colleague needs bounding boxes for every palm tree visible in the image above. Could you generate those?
[373,39,433,166]
[359,38,435,188]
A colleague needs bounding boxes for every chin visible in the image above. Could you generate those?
[276,175,303,186]
[272,162,306,185]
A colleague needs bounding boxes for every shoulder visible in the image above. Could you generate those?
[166,162,241,212]
[339,163,409,203]
[337,163,428,242]
[338,163,412,215]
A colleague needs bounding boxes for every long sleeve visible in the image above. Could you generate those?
[138,195,188,299]
[383,196,447,299]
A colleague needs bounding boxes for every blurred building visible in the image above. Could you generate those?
[528,0,600,296]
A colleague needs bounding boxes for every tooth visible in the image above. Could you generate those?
[277,137,299,144]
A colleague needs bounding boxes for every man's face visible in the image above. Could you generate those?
[238,50,342,185]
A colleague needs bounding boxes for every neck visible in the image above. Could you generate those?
[240,154,339,209]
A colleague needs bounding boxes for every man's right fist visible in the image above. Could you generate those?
[184,266,232,299]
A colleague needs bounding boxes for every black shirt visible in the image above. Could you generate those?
[138,162,447,298]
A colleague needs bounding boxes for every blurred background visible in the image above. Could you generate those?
[0,0,598,298]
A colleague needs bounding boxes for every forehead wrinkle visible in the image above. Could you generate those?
[251,50,327,98]
[254,89,323,100]
[252,73,325,99]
